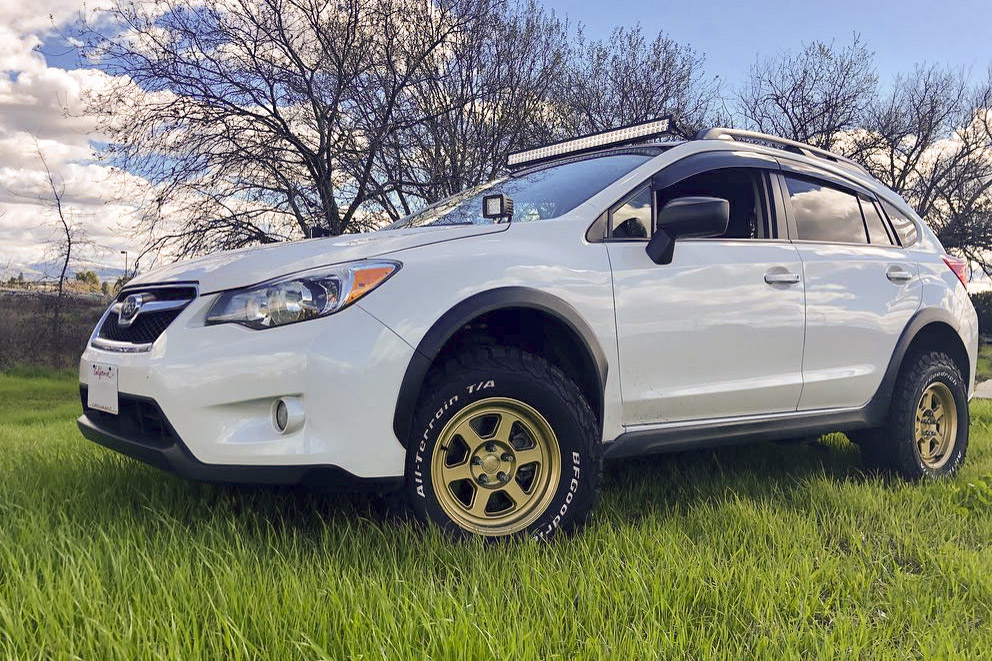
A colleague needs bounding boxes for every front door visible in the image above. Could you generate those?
[609,167,806,425]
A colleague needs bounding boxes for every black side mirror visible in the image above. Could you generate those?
[645,196,730,264]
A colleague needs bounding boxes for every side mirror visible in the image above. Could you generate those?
[645,196,730,265]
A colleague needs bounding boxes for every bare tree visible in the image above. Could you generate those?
[849,65,992,271]
[373,0,570,214]
[925,72,992,271]
[84,0,487,256]
[33,142,89,368]
[737,35,877,149]
[853,64,970,204]
[556,25,720,138]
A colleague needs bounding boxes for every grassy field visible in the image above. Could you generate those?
[977,342,992,383]
[1,371,990,659]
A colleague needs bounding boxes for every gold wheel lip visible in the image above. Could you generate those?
[914,381,957,470]
[431,397,561,537]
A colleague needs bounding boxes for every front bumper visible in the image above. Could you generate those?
[79,298,414,480]
[77,395,400,489]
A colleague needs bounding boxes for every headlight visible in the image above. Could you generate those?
[205,260,399,329]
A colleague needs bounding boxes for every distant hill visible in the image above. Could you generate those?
[1,260,125,282]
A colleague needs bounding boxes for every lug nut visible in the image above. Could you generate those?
[497,471,508,482]
[501,452,513,462]
[471,456,482,466]
[478,474,489,484]
[486,443,496,452]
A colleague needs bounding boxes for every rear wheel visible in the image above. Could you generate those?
[405,346,602,540]
[856,351,969,479]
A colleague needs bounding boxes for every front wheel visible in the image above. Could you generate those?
[856,351,969,479]
[404,347,602,540]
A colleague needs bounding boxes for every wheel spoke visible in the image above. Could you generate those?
[492,412,522,444]
[443,460,474,483]
[500,478,530,506]
[453,419,486,451]
[467,488,491,518]
[515,446,543,465]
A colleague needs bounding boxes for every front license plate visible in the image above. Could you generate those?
[87,363,119,415]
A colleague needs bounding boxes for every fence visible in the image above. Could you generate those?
[0,292,108,371]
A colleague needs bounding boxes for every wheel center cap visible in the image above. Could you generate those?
[482,454,500,473]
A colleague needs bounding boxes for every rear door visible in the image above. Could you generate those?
[777,167,922,410]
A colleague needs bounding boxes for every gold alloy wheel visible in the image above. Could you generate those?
[431,397,561,536]
[915,382,958,470]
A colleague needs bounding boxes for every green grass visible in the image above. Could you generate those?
[1,373,990,659]
[977,342,992,383]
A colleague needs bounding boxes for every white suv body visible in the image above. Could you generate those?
[78,126,979,539]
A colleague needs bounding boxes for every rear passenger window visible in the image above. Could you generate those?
[880,200,920,247]
[860,198,894,245]
[784,176,867,244]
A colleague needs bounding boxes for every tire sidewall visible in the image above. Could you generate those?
[406,363,595,540]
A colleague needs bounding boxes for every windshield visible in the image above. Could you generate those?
[387,153,655,229]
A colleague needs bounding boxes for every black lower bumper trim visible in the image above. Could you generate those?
[77,414,402,491]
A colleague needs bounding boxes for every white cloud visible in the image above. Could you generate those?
[0,1,145,274]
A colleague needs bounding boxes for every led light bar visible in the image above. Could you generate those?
[507,117,674,167]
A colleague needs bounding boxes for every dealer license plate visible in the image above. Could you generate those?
[87,363,119,415]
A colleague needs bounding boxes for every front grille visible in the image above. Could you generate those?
[80,386,177,447]
[93,285,197,348]
[98,309,182,344]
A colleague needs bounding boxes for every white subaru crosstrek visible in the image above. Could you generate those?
[78,120,978,540]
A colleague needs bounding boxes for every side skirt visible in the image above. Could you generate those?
[603,405,881,460]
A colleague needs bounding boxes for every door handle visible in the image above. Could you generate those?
[886,267,913,283]
[764,272,801,285]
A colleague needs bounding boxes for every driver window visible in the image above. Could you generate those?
[657,168,771,240]
[610,185,652,239]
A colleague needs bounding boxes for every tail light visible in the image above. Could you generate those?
[942,254,969,287]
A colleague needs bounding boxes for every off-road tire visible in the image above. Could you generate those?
[856,351,968,480]
[404,346,602,540]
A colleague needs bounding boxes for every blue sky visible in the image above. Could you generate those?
[2,0,991,272]
[543,0,992,89]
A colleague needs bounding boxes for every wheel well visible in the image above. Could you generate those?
[902,321,970,386]
[432,307,604,430]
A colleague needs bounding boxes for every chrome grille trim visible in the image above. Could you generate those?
[90,283,199,353]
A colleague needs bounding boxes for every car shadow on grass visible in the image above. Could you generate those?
[598,434,870,526]
[47,432,875,545]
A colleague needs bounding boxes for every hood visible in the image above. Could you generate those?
[127,223,507,294]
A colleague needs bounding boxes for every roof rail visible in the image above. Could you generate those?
[695,127,869,177]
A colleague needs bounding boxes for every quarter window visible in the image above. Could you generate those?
[880,200,920,247]
[610,186,652,239]
[784,176,867,244]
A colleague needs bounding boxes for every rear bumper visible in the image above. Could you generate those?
[77,407,401,490]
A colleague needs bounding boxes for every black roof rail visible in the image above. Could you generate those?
[695,127,869,177]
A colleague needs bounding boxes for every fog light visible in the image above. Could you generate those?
[271,397,304,434]
[275,400,289,431]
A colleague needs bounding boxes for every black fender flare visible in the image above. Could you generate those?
[865,306,968,423]
[391,287,609,447]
